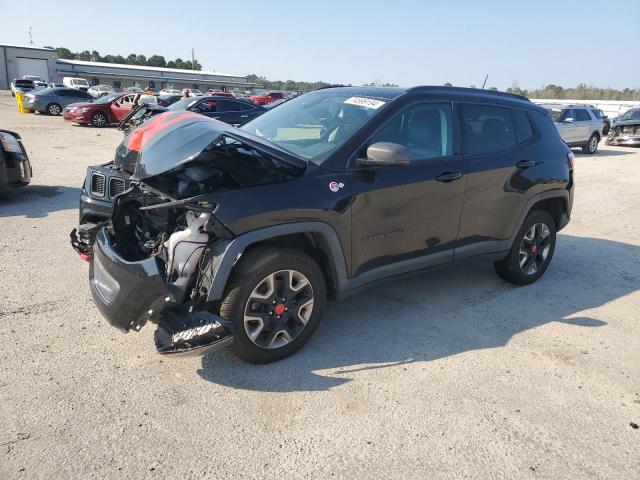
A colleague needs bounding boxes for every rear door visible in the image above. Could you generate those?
[455,103,543,258]
[349,101,467,276]
[212,99,257,124]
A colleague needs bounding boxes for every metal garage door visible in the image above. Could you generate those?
[16,57,49,82]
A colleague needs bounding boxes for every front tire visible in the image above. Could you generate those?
[219,246,326,364]
[47,103,62,116]
[91,111,108,127]
[582,133,599,154]
[493,210,557,285]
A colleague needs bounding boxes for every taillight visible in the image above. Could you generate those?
[567,152,575,171]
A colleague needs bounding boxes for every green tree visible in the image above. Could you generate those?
[147,55,166,67]
[57,47,74,59]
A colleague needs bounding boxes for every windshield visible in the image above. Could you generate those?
[95,93,120,104]
[15,80,33,87]
[239,92,386,161]
[72,79,89,86]
[620,109,640,121]
[168,98,198,111]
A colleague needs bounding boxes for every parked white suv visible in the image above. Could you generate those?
[544,104,604,154]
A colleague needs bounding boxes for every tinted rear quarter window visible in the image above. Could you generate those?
[575,109,592,121]
[461,104,517,154]
[512,109,535,143]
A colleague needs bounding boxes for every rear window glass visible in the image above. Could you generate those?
[513,109,535,143]
[461,104,517,155]
[575,109,591,121]
[15,80,34,87]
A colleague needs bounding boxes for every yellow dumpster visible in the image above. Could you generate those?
[15,92,27,113]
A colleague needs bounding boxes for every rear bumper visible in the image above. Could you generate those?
[90,227,174,332]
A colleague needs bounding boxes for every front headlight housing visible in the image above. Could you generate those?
[0,132,22,153]
[78,107,89,114]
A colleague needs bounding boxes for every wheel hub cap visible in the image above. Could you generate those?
[243,270,314,349]
[518,223,551,275]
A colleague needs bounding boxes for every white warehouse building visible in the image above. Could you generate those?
[1,43,255,92]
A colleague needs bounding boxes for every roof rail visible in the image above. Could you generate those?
[407,85,531,102]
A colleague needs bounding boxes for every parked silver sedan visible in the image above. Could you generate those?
[22,87,94,116]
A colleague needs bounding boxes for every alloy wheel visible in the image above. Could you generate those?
[93,113,107,127]
[518,223,552,275]
[243,270,314,349]
[589,136,598,153]
[48,104,61,115]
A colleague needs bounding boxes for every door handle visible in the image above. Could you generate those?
[240,115,249,118]
[516,160,537,169]
[435,171,463,182]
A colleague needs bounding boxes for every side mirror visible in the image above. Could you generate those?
[564,117,575,123]
[357,142,411,167]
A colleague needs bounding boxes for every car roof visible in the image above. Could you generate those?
[312,85,545,112]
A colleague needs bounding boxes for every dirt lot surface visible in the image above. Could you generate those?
[0,91,638,479]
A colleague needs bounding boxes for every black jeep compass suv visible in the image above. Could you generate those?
[73,86,574,363]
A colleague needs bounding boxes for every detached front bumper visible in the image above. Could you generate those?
[89,227,233,354]
[90,227,173,332]
[606,135,640,147]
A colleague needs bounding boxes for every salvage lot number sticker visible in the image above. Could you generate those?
[344,97,386,109]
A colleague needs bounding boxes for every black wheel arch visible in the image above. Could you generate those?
[203,222,348,303]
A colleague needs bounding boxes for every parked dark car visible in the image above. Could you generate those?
[71,86,574,363]
[63,92,139,127]
[157,94,182,107]
[592,108,611,135]
[0,130,32,196]
[11,79,41,96]
[115,95,267,133]
[606,107,640,147]
[23,87,94,115]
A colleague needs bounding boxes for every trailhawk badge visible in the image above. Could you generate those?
[329,181,344,193]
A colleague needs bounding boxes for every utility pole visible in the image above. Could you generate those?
[191,48,195,70]
[28,26,33,46]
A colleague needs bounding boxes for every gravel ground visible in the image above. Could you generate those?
[0,91,638,480]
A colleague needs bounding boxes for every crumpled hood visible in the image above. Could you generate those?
[114,111,306,179]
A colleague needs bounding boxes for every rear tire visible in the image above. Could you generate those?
[582,133,599,154]
[493,210,557,285]
[219,246,326,364]
[47,103,62,116]
[91,111,108,127]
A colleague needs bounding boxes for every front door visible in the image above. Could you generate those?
[110,94,136,122]
[348,102,467,277]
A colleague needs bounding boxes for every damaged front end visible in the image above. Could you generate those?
[606,122,640,147]
[86,111,306,355]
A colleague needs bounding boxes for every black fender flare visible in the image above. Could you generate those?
[203,222,348,302]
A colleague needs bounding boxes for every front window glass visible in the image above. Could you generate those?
[240,92,386,161]
[365,102,453,161]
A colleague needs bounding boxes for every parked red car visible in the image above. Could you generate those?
[249,91,286,105]
[63,92,139,127]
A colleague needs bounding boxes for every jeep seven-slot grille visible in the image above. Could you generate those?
[90,173,105,197]
[109,178,125,198]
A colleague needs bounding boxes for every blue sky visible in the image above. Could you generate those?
[0,0,638,89]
